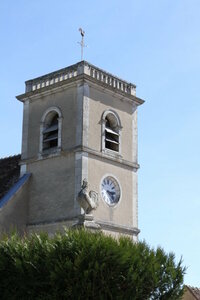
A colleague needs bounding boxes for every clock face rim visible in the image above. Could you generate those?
[100,175,121,207]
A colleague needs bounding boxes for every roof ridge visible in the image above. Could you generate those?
[0,154,21,161]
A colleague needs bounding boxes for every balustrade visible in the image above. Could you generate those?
[26,62,136,96]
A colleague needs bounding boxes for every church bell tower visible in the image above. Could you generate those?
[16,61,144,240]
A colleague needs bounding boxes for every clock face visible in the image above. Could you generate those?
[101,176,120,206]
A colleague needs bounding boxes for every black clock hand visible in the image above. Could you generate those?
[107,191,115,196]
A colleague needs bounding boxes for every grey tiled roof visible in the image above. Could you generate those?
[0,155,21,200]
[187,286,200,300]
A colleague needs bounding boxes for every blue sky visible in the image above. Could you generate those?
[1,0,200,286]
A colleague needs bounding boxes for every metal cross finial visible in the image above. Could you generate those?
[78,28,87,61]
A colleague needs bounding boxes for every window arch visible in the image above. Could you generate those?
[40,107,62,154]
[101,110,122,154]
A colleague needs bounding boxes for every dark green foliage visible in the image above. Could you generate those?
[0,229,185,300]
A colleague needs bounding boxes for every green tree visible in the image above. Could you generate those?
[0,229,185,300]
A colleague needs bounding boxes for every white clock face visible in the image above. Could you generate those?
[101,176,120,206]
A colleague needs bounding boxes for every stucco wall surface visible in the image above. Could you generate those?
[0,181,29,235]
[26,86,78,159]
[182,289,197,300]
[88,86,137,163]
[27,154,76,224]
[88,155,138,228]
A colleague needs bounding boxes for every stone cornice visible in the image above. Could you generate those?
[27,215,140,237]
[96,220,140,236]
[16,61,145,106]
[19,146,140,171]
[84,74,144,106]
[81,146,139,170]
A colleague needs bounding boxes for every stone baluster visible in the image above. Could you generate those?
[24,64,134,96]
[90,68,94,78]
[116,80,119,90]
[50,78,54,85]
[25,82,32,92]
[59,74,63,81]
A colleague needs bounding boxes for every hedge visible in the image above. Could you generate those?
[0,229,185,299]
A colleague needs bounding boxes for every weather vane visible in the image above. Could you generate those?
[78,28,87,61]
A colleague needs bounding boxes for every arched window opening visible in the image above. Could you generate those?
[101,110,122,154]
[39,106,62,157]
[103,112,120,153]
[43,111,59,151]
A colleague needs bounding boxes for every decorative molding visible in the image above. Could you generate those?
[74,214,101,231]
[101,109,122,128]
[27,216,139,237]
[23,61,136,94]
[20,146,140,171]
[96,220,140,236]
[16,61,145,106]
[40,106,63,122]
